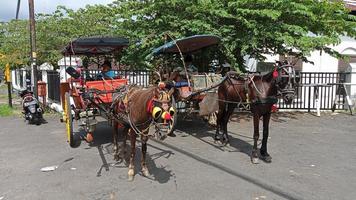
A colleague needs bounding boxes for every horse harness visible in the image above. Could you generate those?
[110,86,172,137]
[221,65,295,108]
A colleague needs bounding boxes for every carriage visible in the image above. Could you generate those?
[151,35,224,124]
[60,36,130,147]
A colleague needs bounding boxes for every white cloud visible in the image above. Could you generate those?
[0,0,114,22]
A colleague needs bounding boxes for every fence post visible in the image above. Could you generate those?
[307,74,311,112]
[349,67,356,108]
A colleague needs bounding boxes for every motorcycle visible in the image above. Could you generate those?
[19,90,43,125]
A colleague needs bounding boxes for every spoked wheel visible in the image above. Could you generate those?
[167,96,177,136]
[64,92,75,147]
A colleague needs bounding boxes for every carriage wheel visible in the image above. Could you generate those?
[167,96,177,135]
[64,92,75,147]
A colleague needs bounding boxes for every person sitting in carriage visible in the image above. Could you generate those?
[168,55,198,98]
[96,60,116,80]
[169,54,197,84]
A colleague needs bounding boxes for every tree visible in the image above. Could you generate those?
[0,4,119,68]
[0,20,30,69]
[113,0,356,71]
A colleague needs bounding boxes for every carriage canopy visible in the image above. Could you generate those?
[152,35,220,55]
[62,36,129,56]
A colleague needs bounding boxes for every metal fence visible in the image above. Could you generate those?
[47,70,61,103]
[12,69,353,112]
[278,72,350,111]
[84,69,154,87]
[13,69,42,89]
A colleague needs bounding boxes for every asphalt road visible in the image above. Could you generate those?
[0,112,355,200]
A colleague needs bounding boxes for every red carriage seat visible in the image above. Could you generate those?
[85,79,128,103]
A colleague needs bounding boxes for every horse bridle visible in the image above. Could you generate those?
[274,63,296,97]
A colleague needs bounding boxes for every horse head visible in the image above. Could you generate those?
[150,84,175,140]
[273,60,298,104]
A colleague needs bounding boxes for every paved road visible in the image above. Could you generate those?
[0,112,355,200]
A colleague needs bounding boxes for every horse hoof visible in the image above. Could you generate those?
[260,155,272,163]
[213,135,220,141]
[128,169,135,181]
[114,154,121,161]
[142,168,150,177]
[251,157,259,164]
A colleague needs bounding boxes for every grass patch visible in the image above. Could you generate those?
[0,104,14,117]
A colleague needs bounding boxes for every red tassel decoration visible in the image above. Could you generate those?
[273,69,278,79]
[271,104,278,112]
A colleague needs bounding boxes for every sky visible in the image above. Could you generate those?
[0,0,114,22]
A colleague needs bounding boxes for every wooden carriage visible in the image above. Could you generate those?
[60,36,129,147]
[151,35,224,124]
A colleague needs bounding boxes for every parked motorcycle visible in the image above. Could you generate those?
[19,90,43,125]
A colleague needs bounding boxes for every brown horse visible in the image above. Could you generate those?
[112,85,175,180]
[215,61,297,164]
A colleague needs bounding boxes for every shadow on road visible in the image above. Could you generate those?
[75,121,175,183]
[169,115,304,200]
[174,117,253,156]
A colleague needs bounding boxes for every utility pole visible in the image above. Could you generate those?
[28,0,38,98]
[5,63,12,108]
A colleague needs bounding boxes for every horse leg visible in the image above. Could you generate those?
[141,134,150,177]
[214,103,226,141]
[122,127,128,160]
[222,103,235,144]
[113,121,119,161]
[251,113,260,164]
[128,129,136,181]
[260,112,272,163]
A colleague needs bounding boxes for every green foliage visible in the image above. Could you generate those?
[0,0,355,71]
[0,20,30,68]
[113,0,356,70]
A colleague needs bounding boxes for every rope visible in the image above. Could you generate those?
[249,76,265,96]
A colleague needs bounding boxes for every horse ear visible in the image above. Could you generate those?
[168,87,175,96]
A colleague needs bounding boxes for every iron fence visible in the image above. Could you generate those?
[84,69,154,87]
[46,70,61,103]
[13,69,42,89]
[12,69,353,112]
[278,72,350,111]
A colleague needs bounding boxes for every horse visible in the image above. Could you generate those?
[112,84,175,180]
[215,61,297,164]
